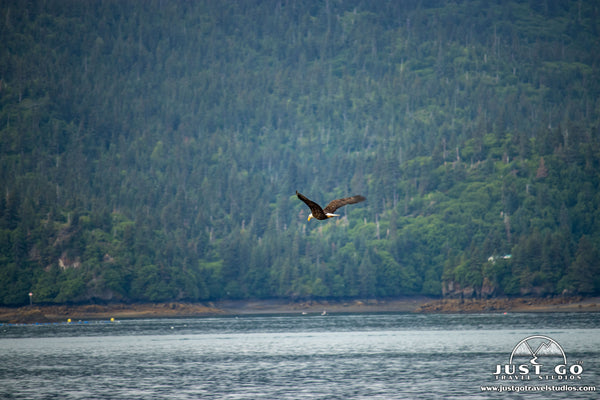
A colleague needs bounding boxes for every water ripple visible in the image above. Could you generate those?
[1,313,598,399]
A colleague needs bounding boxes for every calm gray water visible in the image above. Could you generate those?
[1,312,599,399]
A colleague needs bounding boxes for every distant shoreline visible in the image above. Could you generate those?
[1,296,599,324]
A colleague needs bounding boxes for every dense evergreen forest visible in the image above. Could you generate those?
[1,0,600,306]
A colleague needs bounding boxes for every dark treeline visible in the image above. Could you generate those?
[1,0,600,305]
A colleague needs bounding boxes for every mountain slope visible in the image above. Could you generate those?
[1,0,599,305]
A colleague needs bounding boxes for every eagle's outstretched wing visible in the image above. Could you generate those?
[323,195,366,214]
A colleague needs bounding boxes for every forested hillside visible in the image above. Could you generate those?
[1,0,600,306]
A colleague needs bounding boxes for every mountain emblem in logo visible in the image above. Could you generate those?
[510,335,567,365]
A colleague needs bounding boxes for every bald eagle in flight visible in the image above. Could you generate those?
[296,191,366,221]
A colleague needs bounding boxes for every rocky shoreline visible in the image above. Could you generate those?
[1,296,598,324]
[415,296,600,313]
[0,302,223,324]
